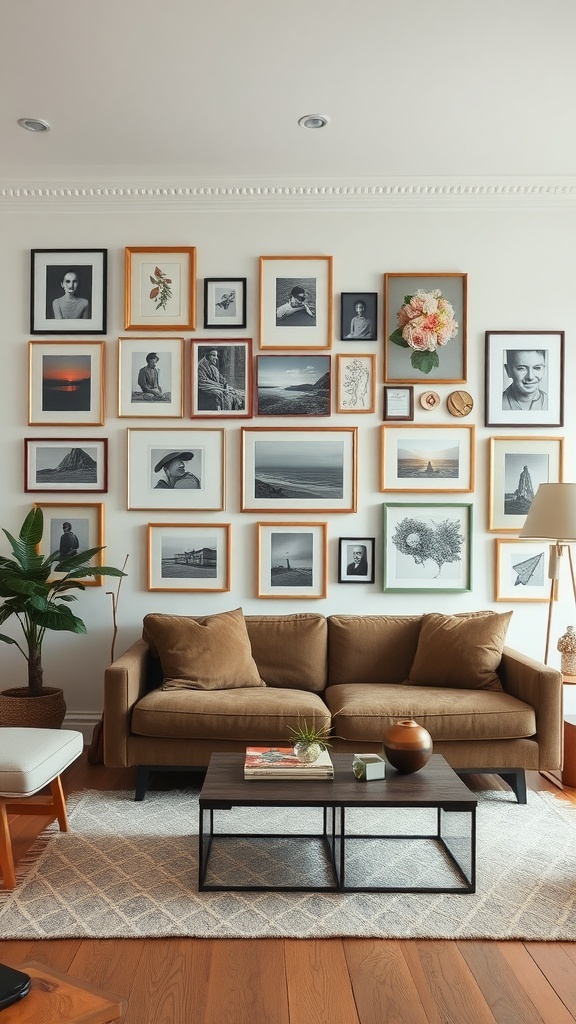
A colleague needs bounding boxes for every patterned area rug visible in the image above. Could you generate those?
[1,787,575,939]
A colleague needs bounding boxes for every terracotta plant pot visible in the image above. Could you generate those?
[382,719,433,774]
[0,687,66,729]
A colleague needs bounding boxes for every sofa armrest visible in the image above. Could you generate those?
[104,639,151,767]
[499,646,563,769]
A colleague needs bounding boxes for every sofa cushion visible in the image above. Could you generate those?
[131,687,330,741]
[245,613,327,692]
[406,611,512,691]
[327,614,422,685]
[324,683,535,743]
[143,608,265,691]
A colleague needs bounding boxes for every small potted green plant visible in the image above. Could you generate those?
[288,719,333,764]
[0,507,126,728]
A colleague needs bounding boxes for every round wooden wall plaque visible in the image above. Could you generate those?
[447,390,474,417]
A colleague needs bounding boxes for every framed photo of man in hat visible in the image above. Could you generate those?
[127,428,225,510]
[118,337,184,418]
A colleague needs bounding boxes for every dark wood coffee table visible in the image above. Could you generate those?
[198,752,477,894]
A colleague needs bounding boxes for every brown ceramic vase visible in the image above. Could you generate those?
[382,718,433,773]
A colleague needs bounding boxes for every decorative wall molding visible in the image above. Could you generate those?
[2,177,576,210]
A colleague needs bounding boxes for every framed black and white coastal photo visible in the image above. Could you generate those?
[190,339,253,418]
[380,424,475,493]
[256,354,331,416]
[485,331,564,427]
[338,537,375,584]
[118,337,184,418]
[241,426,357,513]
[488,435,564,532]
[25,438,108,493]
[28,340,105,427]
[34,501,105,586]
[259,255,333,350]
[203,278,247,329]
[127,427,225,510]
[340,292,377,341]
[257,521,327,599]
[383,502,472,592]
[148,522,230,592]
[30,248,107,335]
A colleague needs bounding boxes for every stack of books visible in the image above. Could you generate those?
[244,746,334,779]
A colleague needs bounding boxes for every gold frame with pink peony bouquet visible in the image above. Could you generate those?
[384,273,467,384]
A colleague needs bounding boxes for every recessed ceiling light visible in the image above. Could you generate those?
[298,114,330,130]
[18,117,51,133]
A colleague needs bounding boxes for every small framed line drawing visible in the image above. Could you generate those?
[336,354,375,413]
[148,522,230,592]
[203,277,247,328]
[30,248,107,335]
[257,521,327,598]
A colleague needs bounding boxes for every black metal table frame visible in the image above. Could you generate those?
[198,802,476,894]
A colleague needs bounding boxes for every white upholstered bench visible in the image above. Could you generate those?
[0,728,83,889]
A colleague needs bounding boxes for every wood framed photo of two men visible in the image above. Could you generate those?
[30,249,107,334]
[484,330,564,427]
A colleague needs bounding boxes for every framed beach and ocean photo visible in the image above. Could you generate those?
[259,255,333,350]
[495,538,555,603]
[488,435,563,532]
[338,537,375,584]
[340,292,377,341]
[383,502,472,592]
[118,337,184,418]
[30,248,107,335]
[380,424,475,493]
[336,354,375,413]
[125,246,196,331]
[257,521,327,599]
[148,522,230,592]
[190,340,253,418]
[25,438,108,493]
[28,340,105,426]
[485,330,564,427]
[256,355,331,416]
[384,272,467,384]
[34,501,105,586]
[241,426,357,513]
[127,428,225,511]
[203,277,247,328]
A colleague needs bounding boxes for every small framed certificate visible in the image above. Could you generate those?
[383,386,414,421]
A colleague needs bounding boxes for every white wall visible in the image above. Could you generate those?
[2,194,575,731]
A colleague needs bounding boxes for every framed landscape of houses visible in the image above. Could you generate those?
[256,354,331,416]
[384,272,467,384]
[488,435,564,532]
[336,354,375,413]
[257,521,327,598]
[148,522,230,592]
[125,246,196,330]
[28,340,105,427]
[259,255,333,350]
[190,339,253,419]
[485,330,564,427]
[203,277,247,328]
[34,501,105,586]
[338,537,375,584]
[380,424,475,493]
[241,426,357,513]
[127,427,225,511]
[495,538,556,603]
[25,438,108,493]
[30,248,107,335]
[118,337,184,418]
[383,502,472,592]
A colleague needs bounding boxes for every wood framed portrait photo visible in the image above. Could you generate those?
[125,246,196,331]
[384,272,467,384]
[485,330,564,427]
[127,427,225,511]
[148,522,230,592]
[34,502,105,586]
[190,339,253,419]
[118,337,184,418]
[28,340,105,427]
[259,255,333,350]
[30,248,107,335]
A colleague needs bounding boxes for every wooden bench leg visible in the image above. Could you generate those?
[49,775,70,832]
[0,799,17,890]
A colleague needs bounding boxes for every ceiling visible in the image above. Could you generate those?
[2,0,576,183]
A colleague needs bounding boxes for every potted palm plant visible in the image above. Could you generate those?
[0,507,126,728]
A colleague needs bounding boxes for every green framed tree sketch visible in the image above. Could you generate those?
[383,502,472,592]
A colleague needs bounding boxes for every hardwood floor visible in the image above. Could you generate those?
[1,756,575,1024]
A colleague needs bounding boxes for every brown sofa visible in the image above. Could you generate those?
[103,611,563,802]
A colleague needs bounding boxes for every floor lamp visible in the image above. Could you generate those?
[519,483,576,664]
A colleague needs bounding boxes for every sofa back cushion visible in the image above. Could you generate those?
[327,615,422,685]
[143,608,265,691]
[245,613,327,692]
[406,611,512,691]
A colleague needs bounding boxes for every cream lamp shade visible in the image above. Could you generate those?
[519,483,576,543]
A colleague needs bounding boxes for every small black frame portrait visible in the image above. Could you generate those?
[340,292,377,341]
[31,249,107,334]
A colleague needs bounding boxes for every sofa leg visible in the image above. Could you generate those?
[135,767,150,802]
[497,769,527,804]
